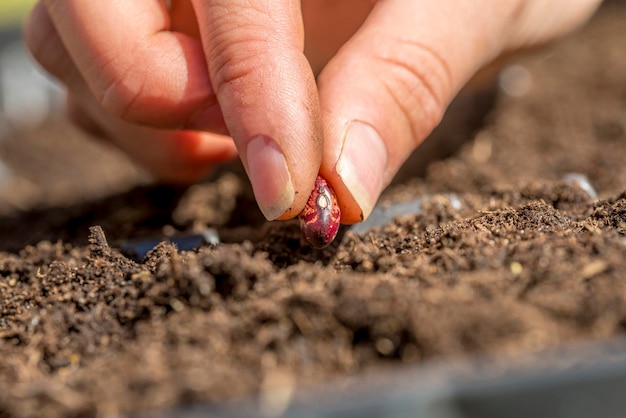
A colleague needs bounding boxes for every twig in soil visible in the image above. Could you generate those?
[88,225,110,258]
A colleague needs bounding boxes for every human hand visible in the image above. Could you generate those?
[25,0,602,223]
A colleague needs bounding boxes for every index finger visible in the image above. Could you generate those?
[191,0,322,220]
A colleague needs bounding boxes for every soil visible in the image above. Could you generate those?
[0,3,625,418]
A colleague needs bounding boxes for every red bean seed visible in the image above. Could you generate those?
[299,175,341,249]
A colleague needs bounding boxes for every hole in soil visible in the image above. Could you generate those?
[213,274,235,299]
[352,327,371,346]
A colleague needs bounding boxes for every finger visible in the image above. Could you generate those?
[25,1,237,182]
[37,0,223,131]
[67,91,238,184]
[26,2,230,138]
[191,0,322,220]
[317,0,600,223]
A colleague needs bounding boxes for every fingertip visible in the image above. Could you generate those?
[322,121,387,224]
[244,135,296,221]
[124,130,239,184]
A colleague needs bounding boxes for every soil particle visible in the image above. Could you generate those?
[0,3,625,417]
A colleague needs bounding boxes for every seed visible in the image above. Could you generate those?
[299,175,341,249]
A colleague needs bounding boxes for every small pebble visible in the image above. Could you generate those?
[499,64,533,97]
[563,173,597,199]
[510,261,523,276]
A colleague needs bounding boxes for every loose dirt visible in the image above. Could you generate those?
[0,3,625,417]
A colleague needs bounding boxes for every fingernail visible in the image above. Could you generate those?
[335,121,387,220]
[246,135,295,220]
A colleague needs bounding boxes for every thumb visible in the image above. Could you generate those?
[317,0,600,224]
[191,0,322,221]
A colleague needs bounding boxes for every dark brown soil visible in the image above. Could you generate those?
[1,3,625,417]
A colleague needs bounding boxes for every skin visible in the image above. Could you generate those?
[24,0,602,224]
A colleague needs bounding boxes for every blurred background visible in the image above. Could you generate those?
[0,1,143,216]
[0,0,62,135]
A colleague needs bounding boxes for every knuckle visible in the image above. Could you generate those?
[93,51,144,121]
[210,33,270,99]
[212,40,264,92]
[99,75,142,121]
[206,5,277,99]
[373,39,452,145]
[96,55,179,128]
